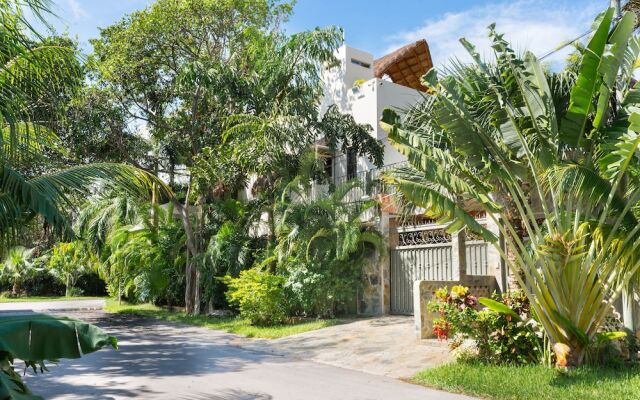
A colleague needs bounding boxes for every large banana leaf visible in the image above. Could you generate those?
[0,313,117,400]
[560,8,613,147]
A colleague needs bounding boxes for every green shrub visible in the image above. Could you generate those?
[223,268,287,326]
[66,286,85,297]
[282,258,360,318]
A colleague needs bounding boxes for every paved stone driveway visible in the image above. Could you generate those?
[235,315,452,378]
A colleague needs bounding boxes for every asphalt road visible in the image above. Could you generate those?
[15,309,473,400]
[0,299,105,312]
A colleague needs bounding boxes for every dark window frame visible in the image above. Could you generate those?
[346,148,358,179]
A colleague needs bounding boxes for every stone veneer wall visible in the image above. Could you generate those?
[413,275,499,340]
[357,212,392,316]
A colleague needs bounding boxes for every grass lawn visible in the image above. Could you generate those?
[105,299,340,339]
[0,296,105,303]
[411,362,640,400]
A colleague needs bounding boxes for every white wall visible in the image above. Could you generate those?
[320,45,374,116]
[329,75,423,175]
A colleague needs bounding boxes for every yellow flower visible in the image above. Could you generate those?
[450,285,468,299]
[435,287,448,300]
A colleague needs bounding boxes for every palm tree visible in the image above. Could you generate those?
[381,8,640,366]
[0,246,34,296]
[273,169,383,316]
[47,241,96,297]
[0,1,164,394]
[106,203,185,304]
[0,0,170,249]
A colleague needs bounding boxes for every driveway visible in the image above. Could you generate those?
[20,310,472,400]
[236,316,452,378]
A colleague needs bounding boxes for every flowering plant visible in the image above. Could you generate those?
[428,287,543,365]
[432,318,451,340]
[428,286,477,340]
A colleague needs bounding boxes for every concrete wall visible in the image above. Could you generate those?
[413,276,499,340]
[320,45,374,116]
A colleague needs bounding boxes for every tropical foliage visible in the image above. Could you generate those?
[223,268,288,326]
[47,241,97,297]
[87,0,384,316]
[0,0,168,395]
[381,8,640,366]
[0,0,170,247]
[428,286,544,365]
[0,246,35,296]
[273,176,383,317]
[0,313,117,400]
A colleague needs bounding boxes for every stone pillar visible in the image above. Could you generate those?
[414,280,431,340]
[451,229,467,281]
[485,214,506,292]
[383,216,399,314]
[357,211,391,316]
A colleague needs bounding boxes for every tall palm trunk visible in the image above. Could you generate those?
[175,178,199,315]
[192,195,206,315]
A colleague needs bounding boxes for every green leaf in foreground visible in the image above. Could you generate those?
[0,314,117,399]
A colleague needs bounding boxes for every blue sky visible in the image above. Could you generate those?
[50,0,605,65]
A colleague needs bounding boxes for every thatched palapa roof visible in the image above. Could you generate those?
[373,39,433,92]
[623,0,640,28]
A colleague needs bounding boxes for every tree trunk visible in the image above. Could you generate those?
[169,161,175,186]
[623,283,636,333]
[65,274,71,297]
[11,280,18,297]
[192,195,206,316]
[553,342,585,368]
[194,268,202,315]
[185,259,196,314]
[174,178,198,315]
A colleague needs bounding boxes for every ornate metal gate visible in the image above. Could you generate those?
[389,217,491,315]
[389,224,454,315]
[390,244,454,314]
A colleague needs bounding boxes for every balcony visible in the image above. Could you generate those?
[329,161,408,204]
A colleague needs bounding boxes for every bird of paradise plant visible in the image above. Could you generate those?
[381,8,640,366]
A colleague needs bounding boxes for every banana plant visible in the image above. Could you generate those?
[0,313,117,399]
[381,8,640,366]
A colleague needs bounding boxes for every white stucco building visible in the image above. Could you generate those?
[316,40,504,322]
[319,41,431,181]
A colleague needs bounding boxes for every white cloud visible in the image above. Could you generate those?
[66,0,89,21]
[383,0,603,69]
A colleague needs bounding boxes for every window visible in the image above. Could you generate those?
[324,156,333,179]
[347,148,357,179]
[350,58,371,69]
